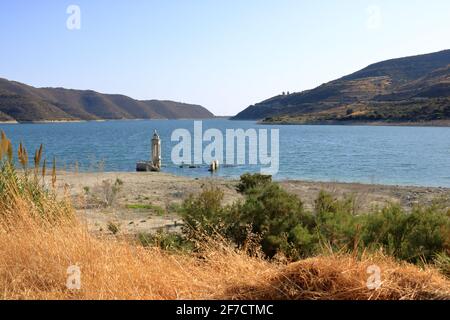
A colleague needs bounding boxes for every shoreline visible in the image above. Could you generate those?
[258,119,450,127]
[57,169,450,189]
[3,117,450,128]
[0,117,218,124]
[0,120,18,124]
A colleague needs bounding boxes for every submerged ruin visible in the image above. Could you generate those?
[136,130,161,172]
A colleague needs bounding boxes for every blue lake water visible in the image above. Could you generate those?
[1,119,450,187]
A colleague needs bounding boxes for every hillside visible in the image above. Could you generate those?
[233,50,450,124]
[0,78,214,122]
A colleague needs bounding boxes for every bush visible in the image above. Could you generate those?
[314,191,360,251]
[181,176,317,259]
[180,174,450,269]
[434,252,450,278]
[362,205,450,263]
[126,203,166,216]
[138,231,194,252]
[107,221,120,235]
[84,178,124,208]
[180,186,226,237]
[101,178,123,207]
[236,173,272,194]
[236,183,316,258]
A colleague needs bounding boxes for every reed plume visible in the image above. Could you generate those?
[18,142,29,170]
[0,131,4,159]
[1,131,13,163]
[42,159,47,182]
[52,157,57,189]
[32,144,43,178]
[6,139,13,163]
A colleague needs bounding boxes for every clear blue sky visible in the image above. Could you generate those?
[1,0,449,116]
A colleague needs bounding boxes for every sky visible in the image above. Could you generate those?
[0,1,450,116]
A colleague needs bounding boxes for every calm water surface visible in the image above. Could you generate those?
[1,119,450,187]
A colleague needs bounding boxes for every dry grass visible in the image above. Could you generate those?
[227,254,450,300]
[0,208,271,300]
[0,204,449,300]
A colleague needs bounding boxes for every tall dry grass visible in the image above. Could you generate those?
[0,132,449,300]
[1,211,449,300]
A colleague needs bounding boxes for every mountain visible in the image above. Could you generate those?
[0,78,214,122]
[233,50,450,124]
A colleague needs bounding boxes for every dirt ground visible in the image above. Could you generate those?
[54,172,450,236]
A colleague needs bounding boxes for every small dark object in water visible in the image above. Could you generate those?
[179,163,199,169]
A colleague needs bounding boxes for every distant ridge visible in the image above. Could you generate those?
[0,78,214,122]
[233,50,450,124]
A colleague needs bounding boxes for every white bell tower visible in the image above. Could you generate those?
[151,130,161,170]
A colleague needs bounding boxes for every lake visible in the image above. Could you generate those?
[1,119,450,187]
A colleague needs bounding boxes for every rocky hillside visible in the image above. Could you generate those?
[233,50,450,124]
[0,78,214,122]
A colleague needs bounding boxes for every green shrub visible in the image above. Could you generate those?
[180,186,226,237]
[181,176,317,259]
[314,191,360,250]
[138,231,194,252]
[236,173,272,194]
[126,203,166,216]
[107,221,120,235]
[434,252,450,278]
[236,183,315,258]
[362,204,450,263]
[179,174,450,270]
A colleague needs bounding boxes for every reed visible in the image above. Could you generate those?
[34,144,43,176]
[42,159,47,182]
[0,132,71,223]
[0,131,8,159]
[0,131,13,164]
[52,157,57,189]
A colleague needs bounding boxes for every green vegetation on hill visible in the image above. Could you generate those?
[265,98,450,124]
[0,78,214,122]
[233,50,450,124]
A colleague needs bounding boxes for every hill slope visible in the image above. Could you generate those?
[233,50,450,124]
[0,78,214,122]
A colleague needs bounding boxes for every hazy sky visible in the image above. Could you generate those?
[1,1,450,116]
